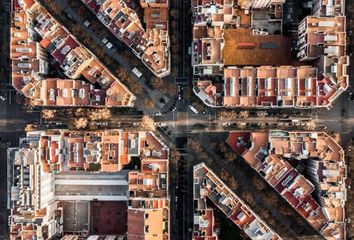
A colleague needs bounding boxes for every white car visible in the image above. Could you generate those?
[188,105,198,114]
[132,67,143,78]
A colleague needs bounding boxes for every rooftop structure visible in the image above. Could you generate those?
[82,0,170,78]
[191,0,349,108]
[226,131,347,240]
[193,163,281,240]
[239,0,286,9]
[127,132,170,240]
[10,0,135,107]
[297,15,348,92]
[8,130,170,239]
[312,0,344,17]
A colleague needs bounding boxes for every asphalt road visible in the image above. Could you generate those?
[317,90,354,147]
[0,1,41,237]
[170,0,195,238]
[1,0,354,239]
[38,0,175,115]
[189,132,322,239]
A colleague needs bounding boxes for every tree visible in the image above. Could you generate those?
[305,120,316,131]
[75,108,87,117]
[218,110,238,119]
[278,204,293,216]
[189,140,202,153]
[15,94,26,105]
[24,124,36,132]
[88,108,111,121]
[150,77,163,88]
[239,111,250,119]
[42,109,57,120]
[217,142,228,154]
[150,77,167,93]
[264,191,279,205]
[144,98,155,109]
[184,87,193,99]
[252,176,265,191]
[220,168,230,181]
[228,176,238,190]
[130,82,144,95]
[225,152,235,162]
[256,111,267,118]
[241,191,254,205]
[199,152,208,161]
[70,118,88,129]
[140,115,155,131]
[170,148,180,167]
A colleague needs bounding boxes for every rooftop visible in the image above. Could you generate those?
[192,0,349,108]
[226,131,347,239]
[223,29,292,66]
[83,0,170,77]
[10,0,135,107]
[193,163,281,240]
[8,129,170,239]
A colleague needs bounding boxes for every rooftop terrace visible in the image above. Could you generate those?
[226,131,347,240]
[192,0,349,108]
[10,0,135,107]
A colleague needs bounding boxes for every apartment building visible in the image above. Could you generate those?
[312,0,344,17]
[83,0,170,78]
[191,0,349,108]
[127,131,170,240]
[140,0,168,8]
[239,0,285,9]
[193,80,224,107]
[226,131,347,240]
[195,64,341,108]
[297,15,348,93]
[8,130,170,239]
[191,0,231,76]
[127,161,170,239]
[11,0,135,107]
[193,163,281,240]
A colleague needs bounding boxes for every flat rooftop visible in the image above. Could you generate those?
[90,201,127,235]
[223,29,292,66]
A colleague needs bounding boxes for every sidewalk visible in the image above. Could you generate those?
[39,0,173,115]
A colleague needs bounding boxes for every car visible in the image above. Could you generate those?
[83,20,91,27]
[132,67,143,78]
[66,13,73,19]
[106,42,113,49]
[341,109,346,116]
[188,105,198,114]
[349,92,354,102]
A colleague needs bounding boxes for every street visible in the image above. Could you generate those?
[1,0,354,239]
[0,1,40,237]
